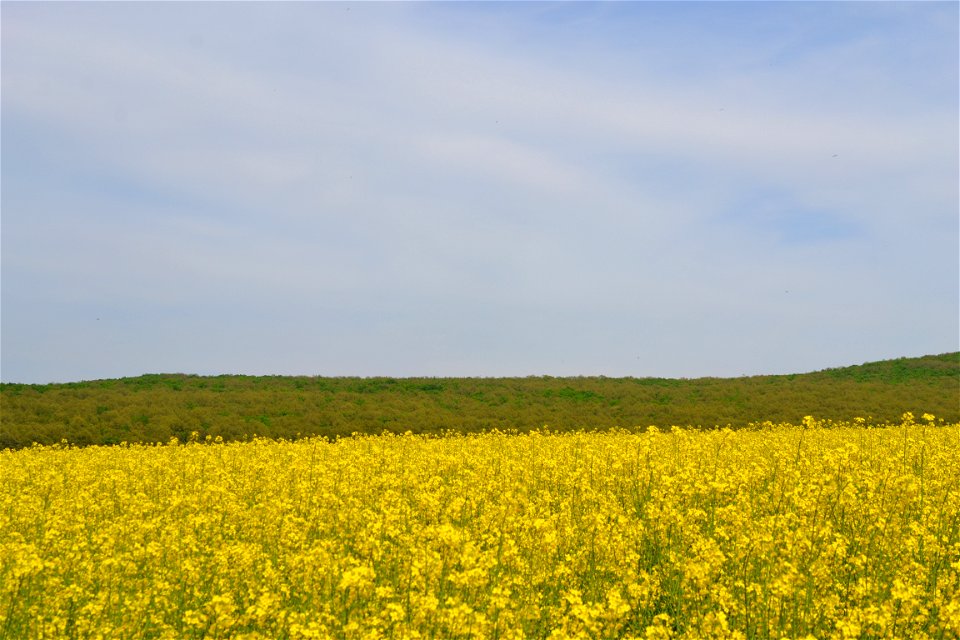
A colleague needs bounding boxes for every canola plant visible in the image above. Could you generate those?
[2,415,958,639]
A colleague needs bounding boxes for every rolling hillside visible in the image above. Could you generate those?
[1,353,956,448]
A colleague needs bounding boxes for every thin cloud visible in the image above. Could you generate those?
[2,2,957,382]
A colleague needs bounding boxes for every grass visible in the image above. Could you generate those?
[0,353,957,449]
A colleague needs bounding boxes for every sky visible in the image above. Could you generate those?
[2,1,958,384]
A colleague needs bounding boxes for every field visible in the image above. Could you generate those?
[3,415,958,639]
[1,353,957,449]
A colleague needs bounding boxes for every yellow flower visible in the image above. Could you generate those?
[2,417,956,639]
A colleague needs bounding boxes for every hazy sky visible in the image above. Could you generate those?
[2,2,958,383]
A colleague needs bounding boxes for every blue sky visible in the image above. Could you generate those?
[2,2,957,383]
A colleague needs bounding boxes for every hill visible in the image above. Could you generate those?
[1,353,957,448]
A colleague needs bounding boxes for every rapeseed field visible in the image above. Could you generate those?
[2,415,958,639]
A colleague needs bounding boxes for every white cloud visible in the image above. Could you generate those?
[2,2,957,382]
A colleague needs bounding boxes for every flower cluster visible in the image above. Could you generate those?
[1,416,957,638]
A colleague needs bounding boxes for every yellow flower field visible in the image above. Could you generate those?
[2,415,958,639]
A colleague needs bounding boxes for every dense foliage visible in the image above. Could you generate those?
[3,418,957,639]
[1,353,956,449]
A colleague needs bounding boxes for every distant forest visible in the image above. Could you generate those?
[1,353,957,449]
